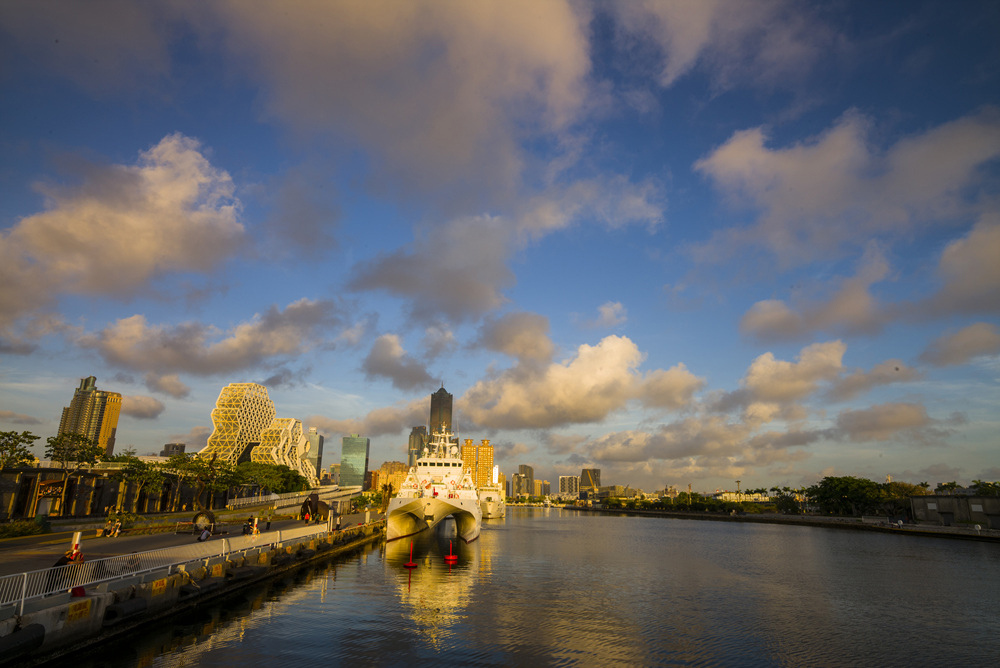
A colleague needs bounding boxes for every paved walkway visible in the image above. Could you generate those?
[0,512,382,578]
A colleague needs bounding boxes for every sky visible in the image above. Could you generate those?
[1,1,999,494]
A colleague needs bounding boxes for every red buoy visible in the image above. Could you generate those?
[404,541,417,569]
[444,540,458,563]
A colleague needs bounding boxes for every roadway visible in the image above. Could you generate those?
[0,511,383,578]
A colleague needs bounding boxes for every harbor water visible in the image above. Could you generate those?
[75,507,999,667]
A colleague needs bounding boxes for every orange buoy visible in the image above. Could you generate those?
[444,540,458,563]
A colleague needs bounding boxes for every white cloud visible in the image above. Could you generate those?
[144,373,191,399]
[693,110,1000,264]
[121,395,165,419]
[477,312,555,364]
[361,334,434,391]
[920,216,1000,317]
[308,399,427,439]
[920,323,1000,367]
[827,360,920,402]
[0,134,243,328]
[611,0,835,89]
[832,402,934,442]
[588,302,627,329]
[460,335,703,430]
[78,298,339,375]
[740,245,890,342]
[742,341,846,403]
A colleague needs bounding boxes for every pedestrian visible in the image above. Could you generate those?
[265,510,272,531]
[335,515,341,532]
[197,527,211,542]
[304,511,310,524]
[112,519,122,537]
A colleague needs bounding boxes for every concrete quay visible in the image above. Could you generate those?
[0,512,386,667]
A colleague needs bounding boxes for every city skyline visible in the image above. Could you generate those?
[1,2,998,493]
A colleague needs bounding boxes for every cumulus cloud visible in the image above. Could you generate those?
[693,109,1000,265]
[740,245,891,342]
[362,334,434,391]
[743,341,846,403]
[477,312,555,364]
[827,360,920,402]
[168,426,211,450]
[421,325,457,361]
[121,395,165,419]
[918,217,1000,317]
[0,410,42,425]
[830,402,935,442]
[587,302,627,328]
[78,298,339,375]
[920,323,1000,367]
[187,0,591,203]
[308,399,427,439]
[144,373,190,399]
[0,133,243,328]
[516,175,665,240]
[350,215,514,322]
[459,334,703,430]
[611,0,835,89]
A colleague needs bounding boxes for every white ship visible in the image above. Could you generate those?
[479,464,506,519]
[386,426,482,543]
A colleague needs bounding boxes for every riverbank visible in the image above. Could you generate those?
[554,505,1000,542]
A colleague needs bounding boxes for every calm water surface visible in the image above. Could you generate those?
[79,508,999,667]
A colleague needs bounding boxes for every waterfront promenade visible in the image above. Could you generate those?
[0,511,382,578]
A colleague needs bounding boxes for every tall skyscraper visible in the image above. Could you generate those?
[429,386,453,434]
[559,475,580,495]
[580,468,601,491]
[518,464,534,495]
[306,427,325,473]
[59,376,122,457]
[461,438,494,488]
[407,425,427,467]
[341,434,370,487]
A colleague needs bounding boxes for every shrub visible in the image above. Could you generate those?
[0,519,48,538]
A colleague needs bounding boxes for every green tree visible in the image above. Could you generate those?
[879,480,928,518]
[971,480,1000,496]
[807,476,881,516]
[0,430,38,470]
[935,481,960,493]
[44,432,105,515]
[111,449,165,513]
[166,453,239,512]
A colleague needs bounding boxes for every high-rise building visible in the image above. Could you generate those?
[461,438,494,488]
[381,461,408,496]
[407,426,427,467]
[306,427,325,473]
[160,443,186,457]
[559,475,580,495]
[429,386,453,434]
[518,464,534,496]
[510,473,530,497]
[341,434,370,487]
[580,468,601,491]
[59,376,123,457]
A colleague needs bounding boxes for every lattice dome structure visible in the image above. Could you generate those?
[199,382,320,487]
[201,383,275,464]
[256,417,320,487]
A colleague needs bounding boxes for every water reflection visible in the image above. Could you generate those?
[385,520,481,649]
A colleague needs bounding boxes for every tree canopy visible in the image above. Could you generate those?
[0,430,38,470]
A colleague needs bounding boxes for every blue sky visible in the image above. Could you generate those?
[2,1,998,493]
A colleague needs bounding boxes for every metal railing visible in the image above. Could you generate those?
[225,486,356,510]
[0,523,367,615]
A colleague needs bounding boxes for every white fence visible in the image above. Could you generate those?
[0,524,359,615]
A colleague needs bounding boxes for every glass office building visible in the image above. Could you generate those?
[340,434,370,488]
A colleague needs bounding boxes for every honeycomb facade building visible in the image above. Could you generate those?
[199,382,319,487]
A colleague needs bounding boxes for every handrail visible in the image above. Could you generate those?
[0,523,375,615]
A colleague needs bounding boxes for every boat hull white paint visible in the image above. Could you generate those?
[386,496,481,543]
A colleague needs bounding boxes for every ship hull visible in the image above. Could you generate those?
[386,496,481,543]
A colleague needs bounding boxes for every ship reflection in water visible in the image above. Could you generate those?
[385,518,486,649]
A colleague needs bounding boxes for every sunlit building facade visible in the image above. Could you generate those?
[198,382,318,487]
[559,475,579,495]
[580,468,601,491]
[461,438,494,488]
[58,376,122,457]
